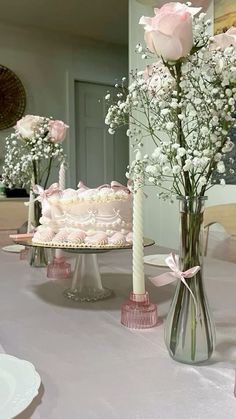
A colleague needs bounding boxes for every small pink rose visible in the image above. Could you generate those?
[15,115,43,139]
[48,120,69,143]
[211,27,236,49]
[139,2,201,61]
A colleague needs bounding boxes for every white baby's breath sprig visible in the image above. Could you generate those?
[105,10,236,198]
[2,115,67,190]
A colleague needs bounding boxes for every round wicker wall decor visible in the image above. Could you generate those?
[0,65,26,130]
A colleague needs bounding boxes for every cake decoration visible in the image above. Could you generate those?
[32,181,133,248]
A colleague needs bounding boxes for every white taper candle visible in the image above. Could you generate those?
[59,162,65,191]
[56,162,66,258]
[27,190,34,233]
[132,152,145,295]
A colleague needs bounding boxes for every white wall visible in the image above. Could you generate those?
[0,21,128,186]
[129,0,236,249]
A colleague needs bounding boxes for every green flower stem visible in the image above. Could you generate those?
[198,273,213,358]
[43,157,53,189]
[191,281,197,361]
[169,282,185,355]
[175,62,192,197]
[32,160,41,227]
[169,198,205,362]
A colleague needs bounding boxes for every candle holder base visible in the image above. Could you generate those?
[19,247,29,260]
[47,256,71,279]
[121,291,160,329]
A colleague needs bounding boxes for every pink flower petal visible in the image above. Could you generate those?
[151,30,183,61]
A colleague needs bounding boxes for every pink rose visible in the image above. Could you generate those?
[211,27,236,49]
[139,2,201,61]
[15,115,43,139]
[48,120,69,143]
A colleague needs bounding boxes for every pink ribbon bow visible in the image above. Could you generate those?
[94,181,131,193]
[77,181,89,190]
[97,183,111,190]
[77,180,131,193]
[150,253,200,315]
[111,180,130,193]
[33,183,60,202]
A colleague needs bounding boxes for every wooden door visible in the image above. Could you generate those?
[75,81,128,187]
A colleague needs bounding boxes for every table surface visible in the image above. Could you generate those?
[0,246,236,419]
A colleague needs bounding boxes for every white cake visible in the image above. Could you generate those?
[32,181,133,248]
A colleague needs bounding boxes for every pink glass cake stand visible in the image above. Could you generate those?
[14,239,155,303]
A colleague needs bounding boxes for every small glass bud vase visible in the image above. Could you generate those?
[28,199,48,267]
[164,196,215,364]
[28,246,48,268]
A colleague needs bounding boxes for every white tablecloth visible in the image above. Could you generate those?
[0,247,235,419]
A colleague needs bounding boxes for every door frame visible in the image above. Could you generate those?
[66,71,115,188]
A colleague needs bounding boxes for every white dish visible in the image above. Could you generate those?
[2,245,25,253]
[0,354,41,418]
[144,254,170,267]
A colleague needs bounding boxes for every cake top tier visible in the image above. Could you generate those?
[34,180,131,205]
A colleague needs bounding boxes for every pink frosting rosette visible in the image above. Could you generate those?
[108,232,126,246]
[85,232,108,246]
[67,230,86,244]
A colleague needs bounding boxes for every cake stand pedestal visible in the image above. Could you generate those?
[64,253,112,302]
[14,239,154,303]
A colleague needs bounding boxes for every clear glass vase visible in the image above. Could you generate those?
[28,246,48,267]
[164,196,215,364]
[33,199,42,229]
[28,198,48,267]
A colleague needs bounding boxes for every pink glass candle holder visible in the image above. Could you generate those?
[47,256,71,279]
[19,247,29,260]
[121,291,160,329]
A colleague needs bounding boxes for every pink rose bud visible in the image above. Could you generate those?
[139,2,201,61]
[48,120,69,143]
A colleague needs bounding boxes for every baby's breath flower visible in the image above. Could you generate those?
[2,116,67,189]
[105,13,236,196]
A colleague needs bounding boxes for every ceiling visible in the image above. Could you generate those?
[0,0,128,45]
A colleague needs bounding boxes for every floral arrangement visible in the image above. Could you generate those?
[105,2,236,363]
[2,115,68,190]
[105,2,236,199]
